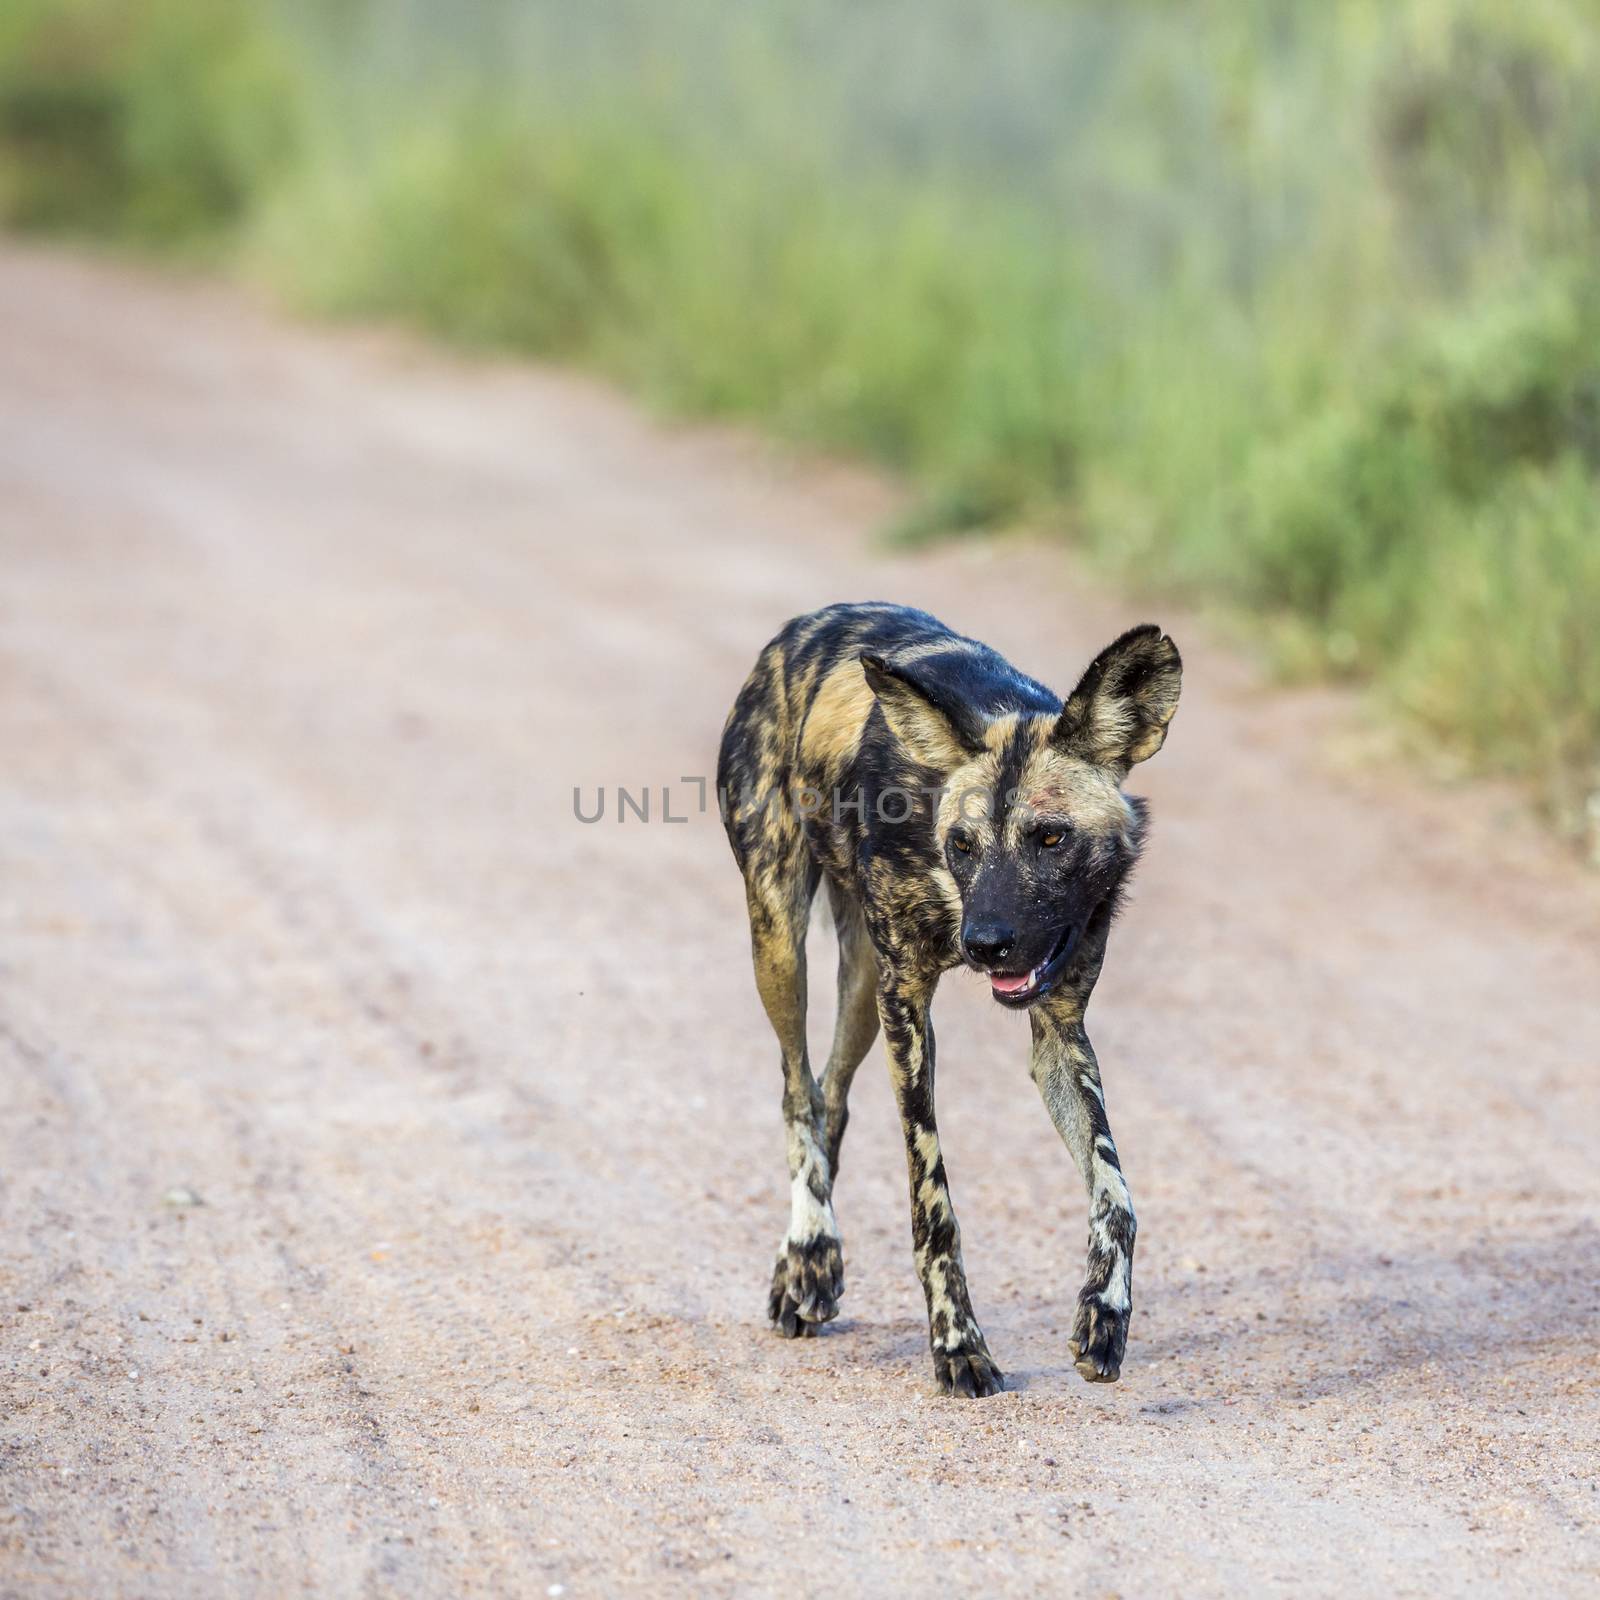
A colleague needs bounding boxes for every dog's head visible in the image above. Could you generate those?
[862,625,1181,1007]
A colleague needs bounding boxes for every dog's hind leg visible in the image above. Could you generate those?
[820,880,879,1178]
[740,834,844,1336]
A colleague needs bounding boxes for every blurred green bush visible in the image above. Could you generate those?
[2,0,1596,833]
[0,0,298,244]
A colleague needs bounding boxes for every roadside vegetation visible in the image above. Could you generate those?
[4,0,1597,840]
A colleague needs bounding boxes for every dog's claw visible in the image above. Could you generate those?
[932,1338,1005,1398]
[768,1235,844,1337]
[1069,1294,1128,1383]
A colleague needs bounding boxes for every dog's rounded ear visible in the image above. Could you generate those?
[1052,625,1182,778]
[860,652,986,769]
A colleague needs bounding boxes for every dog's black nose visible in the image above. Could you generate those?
[962,923,1015,968]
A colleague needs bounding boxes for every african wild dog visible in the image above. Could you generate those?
[717,602,1181,1396]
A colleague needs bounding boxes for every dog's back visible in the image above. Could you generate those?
[717,601,1056,865]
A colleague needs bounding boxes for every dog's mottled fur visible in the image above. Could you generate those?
[718,603,1181,1396]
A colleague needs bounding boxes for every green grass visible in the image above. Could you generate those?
[3,0,1598,838]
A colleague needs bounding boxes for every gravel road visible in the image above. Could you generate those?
[1,244,1597,1598]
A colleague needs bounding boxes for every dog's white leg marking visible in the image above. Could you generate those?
[785,1118,838,1248]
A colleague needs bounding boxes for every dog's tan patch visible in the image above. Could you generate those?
[800,659,876,779]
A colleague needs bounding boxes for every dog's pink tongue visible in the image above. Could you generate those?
[990,971,1031,995]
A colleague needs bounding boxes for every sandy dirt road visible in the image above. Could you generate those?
[1,243,1597,1598]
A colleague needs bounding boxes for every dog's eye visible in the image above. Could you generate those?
[950,833,972,855]
[1041,830,1065,848]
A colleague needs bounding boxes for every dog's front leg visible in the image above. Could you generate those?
[878,972,1003,1398]
[1029,1002,1136,1383]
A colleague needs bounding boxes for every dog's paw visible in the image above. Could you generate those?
[767,1233,844,1337]
[932,1334,1005,1399]
[1068,1292,1128,1383]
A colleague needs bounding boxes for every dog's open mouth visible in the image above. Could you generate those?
[987,923,1080,1008]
